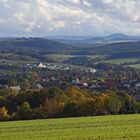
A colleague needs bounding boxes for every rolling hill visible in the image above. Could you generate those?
[49,33,140,47]
[0,36,140,62]
[0,37,73,51]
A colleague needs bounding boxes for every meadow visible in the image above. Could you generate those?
[129,64,140,69]
[46,54,102,63]
[0,114,140,140]
[100,58,138,64]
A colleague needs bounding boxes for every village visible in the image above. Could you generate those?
[1,62,140,101]
[22,62,71,71]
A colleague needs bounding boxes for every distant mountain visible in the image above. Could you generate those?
[84,33,140,43]
[106,33,129,40]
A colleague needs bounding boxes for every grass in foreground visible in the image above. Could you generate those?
[0,114,140,140]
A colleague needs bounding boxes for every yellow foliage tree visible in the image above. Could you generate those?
[0,107,8,117]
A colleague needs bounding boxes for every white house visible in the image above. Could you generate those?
[38,63,46,68]
[86,68,97,73]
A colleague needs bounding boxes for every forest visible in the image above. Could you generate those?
[0,86,140,121]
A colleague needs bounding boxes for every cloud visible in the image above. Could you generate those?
[67,0,80,4]
[0,18,5,24]
[102,0,113,4]
[0,0,140,36]
[82,0,92,7]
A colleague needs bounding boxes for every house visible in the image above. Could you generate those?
[72,77,80,84]
[0,84,8,89]
[75,79,89,88]
[36,84,44,89]
[77,83,88,88]
[132,95,140,101]
[65,67,69,70]
[105,79,116,89]
[47,65,56,70]
[89,83,97,89]
[121,80,132,89]
[82,82,88,87]
[45,78,50,82]
[38,63,46,68]
[135,83,140,88]
[85,68,97,73]
[9,86,21,91]
[95,81,106,90]
[76,78,80,84]
[50,77,56,81]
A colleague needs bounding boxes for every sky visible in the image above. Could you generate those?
[0,0,140,37]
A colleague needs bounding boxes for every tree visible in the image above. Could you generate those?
[9,79,17,86]
[22,101,31,110]
[21,79,31,90]
[0,106,9,120]
[47,87,62,99]
[42,98,60,118]
[17,101,32,120]
[131,100,140,113]
[62,102,78,117]
[106,95,122,114]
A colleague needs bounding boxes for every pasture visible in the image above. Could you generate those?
[0,114,140,140]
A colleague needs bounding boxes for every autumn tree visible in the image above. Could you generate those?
[42,98,60,118]
[17,101,32,120]
[0,107,9,120]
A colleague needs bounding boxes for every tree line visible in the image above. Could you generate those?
[0,87,140,121]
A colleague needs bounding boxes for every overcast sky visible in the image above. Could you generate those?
[0,0,140,36]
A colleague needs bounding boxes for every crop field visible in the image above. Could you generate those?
[1,114,140,140]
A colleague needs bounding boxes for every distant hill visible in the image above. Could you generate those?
[0,37,73,52]
[106,33,129,40]
[0,37,74,62]
[77,41,140,58]
[0,36,140,60]
[49,33,140,46]
[46,36,91,41]
[82,33,140,44]
[93,41,140,54]
[70,40,140,59]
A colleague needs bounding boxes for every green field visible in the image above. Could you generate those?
[1,114,140,140]
[100,58,138,64]
[129,64,140,69]
[46,54,103,63]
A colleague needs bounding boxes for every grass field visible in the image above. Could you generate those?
[129,64,140,69]
[1,114,140,140]
[100,58,138,64]
[46,54,103,63]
